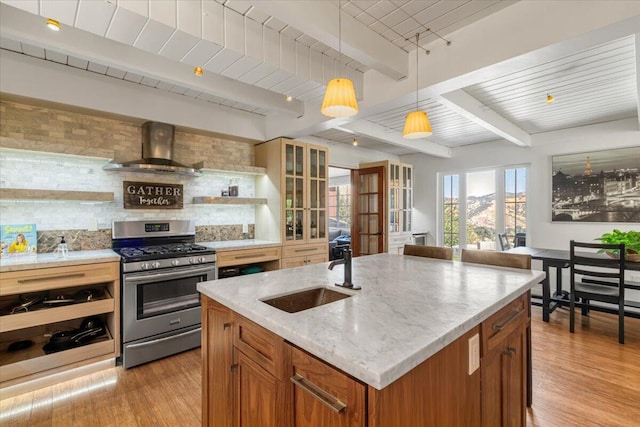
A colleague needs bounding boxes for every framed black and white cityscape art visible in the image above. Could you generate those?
[551,146,640,222]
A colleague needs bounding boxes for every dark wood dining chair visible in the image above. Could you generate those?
[403,244,453,260]
[460,249,531,269]
[569,240,625,344]
[497,233,512,251]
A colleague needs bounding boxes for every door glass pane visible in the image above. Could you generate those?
[359,195,369,213]
[443,174,460,251]
[360,174,368,193]
[390,188,396,209]
[286,177,293,208]
[286,144,294,175]
[368,194,378,213]
[286,210,294,240]
[310,149,318,179]
[295,210,304,240]
[295,178,304,208]
[368,215,378,234]
[360,235,368,254]
[369,236,379,253]
[319,151,326,179]
[295,146,304,176]
[359,215,368,233]
[310,180,318,209]
[466,170,496,250]
[368,174,378,192]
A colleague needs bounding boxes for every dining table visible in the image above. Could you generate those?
[507,246,640,321]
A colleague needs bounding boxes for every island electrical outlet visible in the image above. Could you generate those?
[468,333,480,375]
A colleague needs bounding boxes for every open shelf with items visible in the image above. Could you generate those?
[0,188,114,202]
[0,261,120,392]
[216,246,281,276]
[192,196,267,205]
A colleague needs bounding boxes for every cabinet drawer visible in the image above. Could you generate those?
[216,246,281,267]
[481,294,527,356]
[283,243,326,259]
[233,313,286,379]
[0,262,119,296]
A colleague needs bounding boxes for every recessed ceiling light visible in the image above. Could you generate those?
[285,95,293,102]
[46,18,61,31]
[194,66,203,76]
[352,138,358,146]
[546,93,554,104]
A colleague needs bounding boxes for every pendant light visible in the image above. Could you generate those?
[403,33,432,139]
[321,0,358,118]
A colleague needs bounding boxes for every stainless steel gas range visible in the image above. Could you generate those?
[112,220,216,369]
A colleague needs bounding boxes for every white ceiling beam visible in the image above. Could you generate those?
[249,0,408,80]
[439,90,531,147]
[0,3,305,117]
[338,120,451,158]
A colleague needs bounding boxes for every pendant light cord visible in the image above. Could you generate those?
[339,0,342,67]
[415,33,419,111]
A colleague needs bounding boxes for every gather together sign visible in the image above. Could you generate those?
[123,181,184,209]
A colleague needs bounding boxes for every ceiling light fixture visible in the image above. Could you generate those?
[320,0,358,118]
[403,33,432,139]
[546,93,554,104]
[193,66,203,76]
[45,18,61,31]
[285,95,293,102]
[352,138,358,146]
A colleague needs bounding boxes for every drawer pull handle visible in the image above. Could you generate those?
[295,248,317,253]
[492,307,524,332]
[18,273,86,283]
[235,253,266,259]
[291,373,347,414]
[223,322,231,330]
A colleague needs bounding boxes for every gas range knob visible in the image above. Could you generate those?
[189,258,196,264]
[140,262,149,270]
[198,257,206,263]
[171,259,180,266]
[151,261,161,269]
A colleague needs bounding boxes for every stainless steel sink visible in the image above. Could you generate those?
[261,288,352,313]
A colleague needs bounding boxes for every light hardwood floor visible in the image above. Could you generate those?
[2,306,639,426]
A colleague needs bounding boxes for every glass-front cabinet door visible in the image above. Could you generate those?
[401,164,412,232]
[283,140,306,243]
[307,144,328,242]
[389,163,401,233]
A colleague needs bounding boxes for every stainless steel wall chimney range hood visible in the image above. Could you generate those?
[103,121,203,176]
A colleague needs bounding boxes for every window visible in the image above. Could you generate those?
[442,175,459,249]
[505,167,527,243]
[440,166,528,251]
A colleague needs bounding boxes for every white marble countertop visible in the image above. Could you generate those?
[198,253,544,390]
[0,249,120,272]
[199,239,280,252]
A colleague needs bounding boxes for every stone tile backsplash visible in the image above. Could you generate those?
[0,101,262,252]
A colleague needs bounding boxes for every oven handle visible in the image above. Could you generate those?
[126,327,202,349]
[123,265,215,285]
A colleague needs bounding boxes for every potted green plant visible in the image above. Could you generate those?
[595,229,640,262]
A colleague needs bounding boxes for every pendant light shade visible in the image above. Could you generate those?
[403,111,432,138]
[403,33,432,139]
[321,78,359,118]
[321,0,358,118]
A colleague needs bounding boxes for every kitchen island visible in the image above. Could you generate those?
[198,253,544,426]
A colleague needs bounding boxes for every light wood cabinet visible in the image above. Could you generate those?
[256,138,329,267]
[358,161,413,254]
[481,293,528,427]
[216,246,281,277]
[0,261,120,392]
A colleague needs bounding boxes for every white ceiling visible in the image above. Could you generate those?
[0,0,639,158]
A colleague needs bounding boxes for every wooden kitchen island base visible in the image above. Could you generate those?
[202,292,529,427]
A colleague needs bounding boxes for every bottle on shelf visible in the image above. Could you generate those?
[56,236,68,258]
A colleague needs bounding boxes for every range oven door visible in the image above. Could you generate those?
[122,263,215,344]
